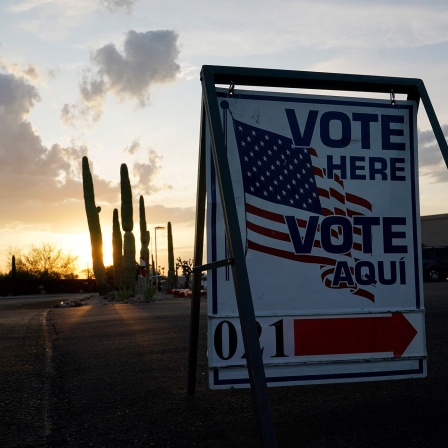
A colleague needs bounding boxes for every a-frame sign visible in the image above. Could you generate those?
[188,65,448,447]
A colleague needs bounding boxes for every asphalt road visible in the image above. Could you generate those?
[0,295,72,447]
[1,285,448,447]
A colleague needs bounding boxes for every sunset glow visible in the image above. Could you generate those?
[1,1,448,278]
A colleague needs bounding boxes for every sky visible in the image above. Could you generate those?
[1,0,448,275]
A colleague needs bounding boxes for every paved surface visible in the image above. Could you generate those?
[0,295,71,447]
[1,285,448,447]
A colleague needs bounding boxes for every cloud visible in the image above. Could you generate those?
[8,0,135,14]
[124,139,140,155]
[1,64,173,242]
[0,56,39,82]
[132,148,172,196]
[0,70,118,232]
[418,125,448,183]
[0,65,172,207]
[0,70,80,201]
[100,0,136,13]
[6,0,55,13]
[94,30,180,100]
[0,74,29,119]
[64,30,180,123]
[60,103,78,126]
[61,76,107,124]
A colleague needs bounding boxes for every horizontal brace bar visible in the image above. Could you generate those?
[202,65,422,96]
[193,258,234,272]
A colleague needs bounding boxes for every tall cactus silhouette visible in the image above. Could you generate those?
[11,255,16,279]
[82,156,108,294]
[112,208,123,289]
[120,163,136,291]
[167,221,176,288]
[139,195,150,271]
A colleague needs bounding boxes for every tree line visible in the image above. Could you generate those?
[1,243,78,280]
[1,242,194,287]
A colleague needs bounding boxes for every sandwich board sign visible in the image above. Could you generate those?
[189,66,446,445]
[200,71,428,390]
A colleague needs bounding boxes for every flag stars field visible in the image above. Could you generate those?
[234,118,322,212]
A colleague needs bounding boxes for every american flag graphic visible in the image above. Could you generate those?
[231,117,375,302]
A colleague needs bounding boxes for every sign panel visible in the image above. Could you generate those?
[206,88,426,389]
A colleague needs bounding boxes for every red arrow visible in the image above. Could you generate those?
[294,313,417,358]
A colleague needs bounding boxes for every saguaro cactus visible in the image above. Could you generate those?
[11,255,16,279]
[167,221,176,288]
[112,208,123,289]
[120,163,136,291]
[123,232,136,290]
[121,164,133,232]
[139,196,150,269]
[82,156,108,294]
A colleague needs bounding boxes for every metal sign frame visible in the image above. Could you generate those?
[188,65,448,448]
